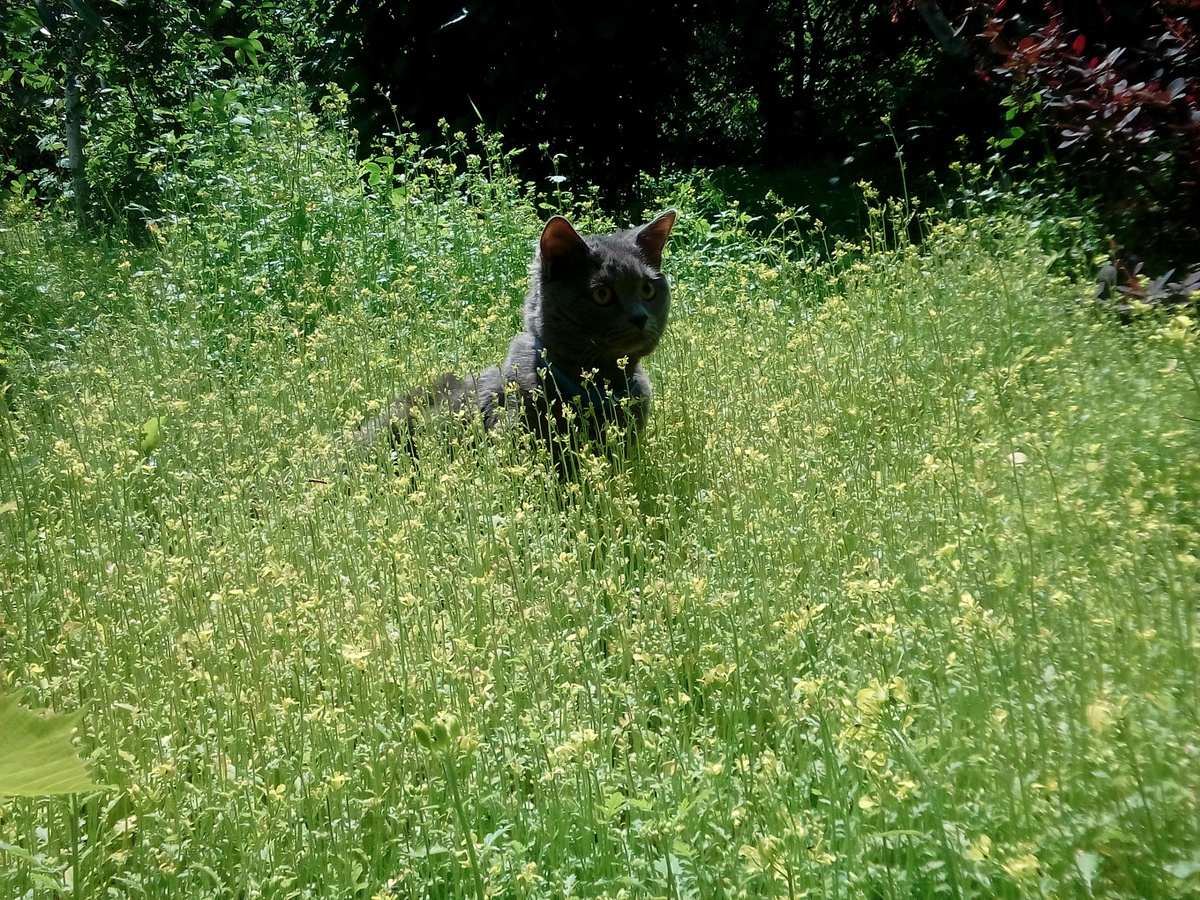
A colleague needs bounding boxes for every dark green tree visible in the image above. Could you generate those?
[340,1,995,196]
[1,1,345,237]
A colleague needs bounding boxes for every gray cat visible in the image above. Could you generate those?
[357,210,677,468]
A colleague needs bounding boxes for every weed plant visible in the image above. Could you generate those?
[2,80,1199,899]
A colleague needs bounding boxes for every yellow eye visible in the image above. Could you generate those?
[591,285,614,306]
[640,280,657,300]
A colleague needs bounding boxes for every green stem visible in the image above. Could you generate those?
[444,753,486,900]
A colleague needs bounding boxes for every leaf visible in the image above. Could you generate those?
[66,0,102,30]
[0,690,110,796]
[1115,107,1140,131]
[139,416,162,454]
[1075,850,1099,888]
[1072,35,1086,55]
[32,0,59,31]
[1167,860,1200,880]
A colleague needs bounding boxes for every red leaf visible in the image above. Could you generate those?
[1073,34,1086,55]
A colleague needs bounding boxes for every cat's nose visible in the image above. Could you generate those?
[629,308,649,330]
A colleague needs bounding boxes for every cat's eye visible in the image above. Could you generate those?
[640,280,657,300]
[591,285,614,306]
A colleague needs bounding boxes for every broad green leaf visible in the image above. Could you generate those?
[0,690,109,796]
[139,415,162,454]
[66,0,103,31]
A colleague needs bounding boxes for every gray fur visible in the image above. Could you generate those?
[357,210,677,463]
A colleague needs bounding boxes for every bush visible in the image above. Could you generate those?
[951,0,1200,269]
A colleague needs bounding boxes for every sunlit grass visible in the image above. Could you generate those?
[2,81,1199,899]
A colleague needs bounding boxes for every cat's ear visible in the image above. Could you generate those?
[635,209,677,270]
[539,216,589,278]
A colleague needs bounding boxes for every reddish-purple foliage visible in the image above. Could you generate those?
[979,2,1200,183]
[898,1,1200,267]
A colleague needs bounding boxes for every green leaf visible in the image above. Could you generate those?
[139,415,161,454]
[32,0,59,31]
[468,95,485,124]
[0,690,110,796]
[66,0,102,31]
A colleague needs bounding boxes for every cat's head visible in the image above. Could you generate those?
[526,210,676,367]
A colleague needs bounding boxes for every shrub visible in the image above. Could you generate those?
[950,0,1200,269]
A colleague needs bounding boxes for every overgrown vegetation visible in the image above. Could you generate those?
[0,0,343,238]
[924,0,1200,270]
[6,0,1197,275]
[2,79,1199,898]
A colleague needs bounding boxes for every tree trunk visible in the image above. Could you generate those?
[791,0,815,140]
[807,1,827,110]
[61,37,90,233]
[743,2,791,164]
[915,0,968,58]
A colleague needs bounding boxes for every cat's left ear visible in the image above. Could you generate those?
[636,210,677,270]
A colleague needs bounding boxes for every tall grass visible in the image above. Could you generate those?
[2,79,1199,899]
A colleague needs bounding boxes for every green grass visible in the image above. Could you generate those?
[2,80,1199,899]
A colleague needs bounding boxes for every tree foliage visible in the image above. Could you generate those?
[339,1,999,198]
[6,0,1194,262]
[0,1,346,238]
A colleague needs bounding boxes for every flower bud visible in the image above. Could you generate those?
[432,713,460,745]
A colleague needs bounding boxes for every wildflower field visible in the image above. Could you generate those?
[2,83,1199,899]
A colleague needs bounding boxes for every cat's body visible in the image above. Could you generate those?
[357,211,677,466]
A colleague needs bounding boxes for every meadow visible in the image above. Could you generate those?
[2,82,1199,899]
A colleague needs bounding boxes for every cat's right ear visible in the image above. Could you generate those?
[539,216,589,278]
